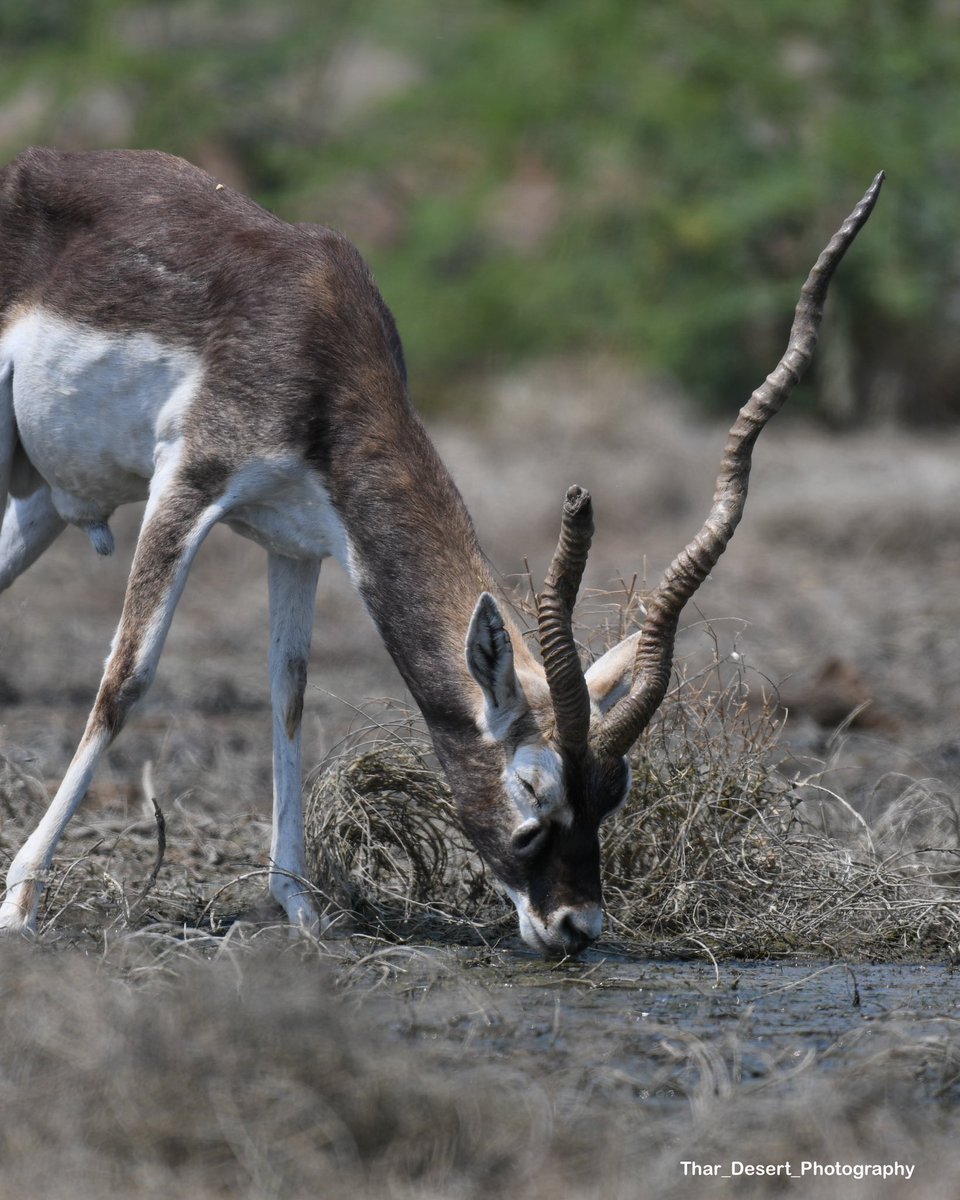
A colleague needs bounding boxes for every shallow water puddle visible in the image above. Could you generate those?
[354,948,959,1112]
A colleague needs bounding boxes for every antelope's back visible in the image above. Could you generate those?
[0,148,320,332]
[0,148,409,463]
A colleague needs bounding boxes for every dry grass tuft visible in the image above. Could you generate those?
[601,664,960,957]
[304,741,501,939]
[300,641,960,959]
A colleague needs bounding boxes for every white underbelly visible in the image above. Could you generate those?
[1,307,201,522]
[0,307,357,575]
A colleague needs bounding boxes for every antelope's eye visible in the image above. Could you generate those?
[511,818,547,858]
[519,776,537,800]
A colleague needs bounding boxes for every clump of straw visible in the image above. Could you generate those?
[304,741,498,932]
[302,654,960,957]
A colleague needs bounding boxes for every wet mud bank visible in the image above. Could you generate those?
[356,946,959,1113]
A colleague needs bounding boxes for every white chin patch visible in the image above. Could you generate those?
[502,886,541,949]
[504,886,603,955]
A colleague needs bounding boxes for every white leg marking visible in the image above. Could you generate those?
[267,551,321,931]
[0,728,111,933]
[0,487,69,929]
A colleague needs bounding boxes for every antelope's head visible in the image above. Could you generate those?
[458,172,884,957]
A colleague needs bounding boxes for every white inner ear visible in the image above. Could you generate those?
[465,592,528,740]
[584,631,641,715]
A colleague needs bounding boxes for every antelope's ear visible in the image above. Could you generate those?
[584,632,640,716]
[466,593,528,738]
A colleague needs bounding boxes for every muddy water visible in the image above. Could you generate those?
[349,946,959,1115]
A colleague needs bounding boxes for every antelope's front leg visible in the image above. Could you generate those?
[0,480,220,934]
[267,551,321,931]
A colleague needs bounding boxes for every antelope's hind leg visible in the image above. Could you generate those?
[0,477,224,934]
[0,364,68,591]
[267,551,321,931]
[0,488,68,594]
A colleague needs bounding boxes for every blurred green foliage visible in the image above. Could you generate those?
[0,0,957,420]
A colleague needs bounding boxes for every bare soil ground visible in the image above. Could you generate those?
[2,360,959,1197]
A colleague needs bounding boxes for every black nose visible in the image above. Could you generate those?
[559,919,589,954]
[555,910,596,955]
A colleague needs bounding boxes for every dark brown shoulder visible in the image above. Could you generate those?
[293,226,407,386]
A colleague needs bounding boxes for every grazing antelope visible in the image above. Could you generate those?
[0,149,881,953]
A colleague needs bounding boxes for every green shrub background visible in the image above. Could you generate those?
[1,0,955,420]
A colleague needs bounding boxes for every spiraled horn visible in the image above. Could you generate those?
[593,172,885,760]
[537,485,594,757]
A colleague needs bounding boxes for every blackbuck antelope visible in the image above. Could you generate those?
[0,149,881,953]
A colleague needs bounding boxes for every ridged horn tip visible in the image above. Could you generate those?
[563,484,593,523]
[537,484,595,757]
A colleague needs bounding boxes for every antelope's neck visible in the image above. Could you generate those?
[324,396,533,734]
